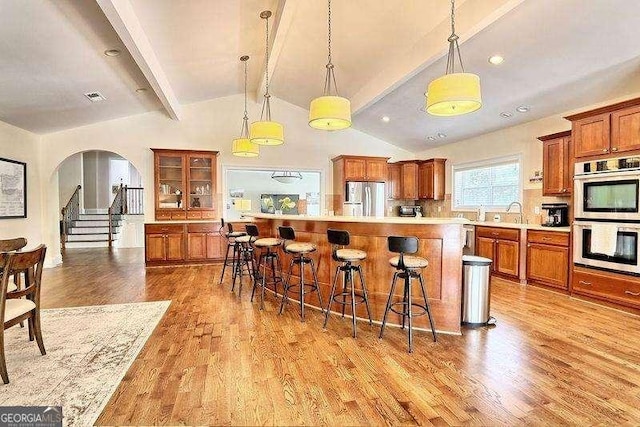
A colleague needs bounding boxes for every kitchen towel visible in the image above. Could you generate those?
[590,223,619,256]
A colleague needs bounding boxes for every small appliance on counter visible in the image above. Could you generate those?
[398,205,422,217]
[542,203,569,227]
[342,202,363,217]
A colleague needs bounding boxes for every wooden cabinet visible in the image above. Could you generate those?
[418,159,446,200]
[566,98,640,159]
[475,226,520,280]
[145,222,231,266]
[152,149,218,221]
[332,155,390,213]
[400,162,418,200]
[337,156,389,182]
[145,224,186,263]
[526,230,569,290]
[572,266,640,310]
[539,131,571,196]
[386,163,401,200]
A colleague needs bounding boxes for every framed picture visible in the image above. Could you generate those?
[260,193,299,215]
[0,157,27,219]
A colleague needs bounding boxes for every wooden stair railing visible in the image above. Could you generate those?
[60,185,81,250]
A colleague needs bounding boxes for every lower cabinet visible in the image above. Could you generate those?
[573,266,640,310]
[145,222,225,266]
[475,226,520,280]
[526,230,569,290]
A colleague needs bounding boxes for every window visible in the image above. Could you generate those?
[452,156,522,210]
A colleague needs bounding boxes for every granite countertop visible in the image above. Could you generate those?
[145,218,253,225]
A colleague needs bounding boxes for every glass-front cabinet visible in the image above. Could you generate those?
[152,149,218,220]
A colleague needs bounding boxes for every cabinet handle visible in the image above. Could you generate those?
[491,232,499,236]
[527,244,531,247]
[625,290,640,296]
[612,147,619,152]
[579,280,592,286]
[542,237,552,241]
[602,148,608,153]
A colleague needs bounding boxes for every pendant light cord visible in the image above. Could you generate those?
[260,12,272,121]
[241,57,249,138]
[323,0,339,96]
[445,0,465,74]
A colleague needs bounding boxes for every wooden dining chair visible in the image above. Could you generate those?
[0,244,47,384]
[0,238,27,253]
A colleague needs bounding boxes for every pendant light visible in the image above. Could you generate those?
[426,0,482,116]
[232,56,259,157]
[250,10,284,146]
[309,0,351,130]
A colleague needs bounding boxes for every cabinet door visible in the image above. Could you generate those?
[166,233,185,261]
[386,164,401,199]
[366,159,388,182]
[343,158,366,181]
[206,233,223,259]
[476,237,496,269]
[156,152,185,212]
[573,113,611,158]
[400,163,418,200]
[145,234,167,261]
[527,243,569,289]
[496,239,519,278]
[419,162,434,199]
[187,153,215,211]
[612,105,640,154]
[543,137,568,196]
[187,232,207,260]
[432,160,446,200]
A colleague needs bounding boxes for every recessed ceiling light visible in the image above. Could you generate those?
[488,55,504,65]
[427,136,436,141]
[381,116,390,123]
[516,105,530,113]
[104,49,121,57]
[500,112,513,118]
[437,132,447,138]
[136,88,148,93]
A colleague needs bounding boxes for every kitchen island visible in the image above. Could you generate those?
[246,214,467,335]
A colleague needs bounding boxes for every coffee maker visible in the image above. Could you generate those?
[541,203,569,227]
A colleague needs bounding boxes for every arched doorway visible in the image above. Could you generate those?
[57,150,145,251]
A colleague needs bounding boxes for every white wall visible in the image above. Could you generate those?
[0,120,43,252]
[38,94,412,264]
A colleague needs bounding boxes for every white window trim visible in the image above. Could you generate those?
[451,154,524,212]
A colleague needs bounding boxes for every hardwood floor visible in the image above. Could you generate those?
[41,248,640,425]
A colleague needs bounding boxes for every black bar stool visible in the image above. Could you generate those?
[218,219,246,285]
[231,232,257,296]
[379,236,437,352]
[247,224,283,310]
[323,229,373,338]
[278,226,324,320]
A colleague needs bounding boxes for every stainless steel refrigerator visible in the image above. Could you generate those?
[345,181,385,217]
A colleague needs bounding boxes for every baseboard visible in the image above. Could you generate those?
[44,254,63,269]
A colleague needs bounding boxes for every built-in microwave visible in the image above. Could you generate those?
[574,220,640,276]
[574,156,640,221]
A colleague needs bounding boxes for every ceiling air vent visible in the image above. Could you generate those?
[84,92,106,102]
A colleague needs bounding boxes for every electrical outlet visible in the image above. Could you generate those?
[438,206,442,212]
[534,206,540,215]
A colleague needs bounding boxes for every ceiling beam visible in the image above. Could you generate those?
[96,0,182,120]
[350,0,525,115]
[254,0,298,102]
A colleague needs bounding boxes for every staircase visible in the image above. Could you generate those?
[64,210,122,248]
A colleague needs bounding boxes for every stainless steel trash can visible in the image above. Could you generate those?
[462,255,494,327]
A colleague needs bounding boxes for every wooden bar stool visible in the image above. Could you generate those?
[218,219,246,285]
[323,229,373,338]
[379,236,437,353]
[247,224,283,310]
[278,226,324,321]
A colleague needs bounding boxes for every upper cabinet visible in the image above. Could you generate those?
[538,131,571,196]
[566,97,640,159]
[418,159,446,200]
[152,149,218,221]
[400,162,418,200]
[335,155,389,182]
[386,163,401,200]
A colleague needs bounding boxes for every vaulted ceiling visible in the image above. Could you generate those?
[1,0,639,152]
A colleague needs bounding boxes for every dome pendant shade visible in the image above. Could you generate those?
[232,138,259,157]
[426,73,482,116]
[250,120,284,146]
[309,96,352,130]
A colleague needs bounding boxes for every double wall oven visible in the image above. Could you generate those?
[574,156,640,276]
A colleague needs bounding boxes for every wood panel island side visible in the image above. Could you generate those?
[247,214,466,335]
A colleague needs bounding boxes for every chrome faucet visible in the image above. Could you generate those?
[507,201,524,224]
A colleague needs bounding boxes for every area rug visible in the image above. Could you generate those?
[0,301,171,426]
